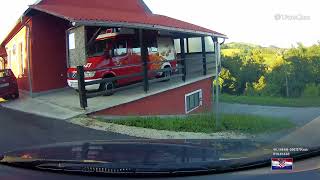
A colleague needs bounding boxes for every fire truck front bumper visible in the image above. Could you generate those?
[67,79,102,91]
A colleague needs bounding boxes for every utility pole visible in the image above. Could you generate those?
[281,50,289,97]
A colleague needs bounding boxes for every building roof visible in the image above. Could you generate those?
[29,0,226,37]
[0,46,7,58]
[1,17,29,47]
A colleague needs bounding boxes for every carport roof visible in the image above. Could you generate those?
[28,0,226,38]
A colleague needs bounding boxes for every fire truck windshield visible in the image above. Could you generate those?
[87,39,110,57]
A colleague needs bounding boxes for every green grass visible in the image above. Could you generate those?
[220,94,320,107]
[96,113,294,134]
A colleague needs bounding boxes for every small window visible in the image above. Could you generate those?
[185,89,203,113]
[12,44,16,55]
[7,50,11,68]
[149,47,158,53]
[131,36,158,54]
[132,48,141,54]
[113,40,127,57]
[132,38,141,55]
[19,42,24,75]
[174,39,187,53]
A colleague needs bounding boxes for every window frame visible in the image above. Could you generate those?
[174,37,215,54]
[185,89,203,114]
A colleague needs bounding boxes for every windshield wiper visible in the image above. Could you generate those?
[0,157,138,175]
[0,157,216,176]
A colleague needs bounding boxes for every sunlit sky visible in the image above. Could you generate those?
[1,0,320,48]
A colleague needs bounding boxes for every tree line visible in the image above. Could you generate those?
[219,42,320,98]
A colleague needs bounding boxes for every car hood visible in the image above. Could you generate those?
[0,139,316,175]
[0,139,271,164]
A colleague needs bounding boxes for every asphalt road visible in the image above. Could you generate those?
[219,102,320,126]
[0,106,134,153]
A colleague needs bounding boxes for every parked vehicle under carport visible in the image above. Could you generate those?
[67,28,178,95]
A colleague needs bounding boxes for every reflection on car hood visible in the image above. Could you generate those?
[0,139,266,164]
[0,139,314,176]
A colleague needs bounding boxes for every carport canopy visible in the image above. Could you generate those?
[24,0,226,109]
[27,0,227,38]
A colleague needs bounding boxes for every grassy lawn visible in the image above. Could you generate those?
[96,113,295,134]
[220,94,320,107]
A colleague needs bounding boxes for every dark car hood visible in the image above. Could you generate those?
[1,139,315,176]
[0,139,269,164]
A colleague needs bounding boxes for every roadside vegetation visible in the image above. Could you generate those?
[96,113,295,134]
[219,42,320,107]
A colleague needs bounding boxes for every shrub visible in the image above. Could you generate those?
[302,83,320,97]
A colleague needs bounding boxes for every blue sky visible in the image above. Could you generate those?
[1,0,320,48]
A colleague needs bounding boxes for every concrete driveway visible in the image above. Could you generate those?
[219,102,320,126]
[0,106,134,153]
[1,76,210,120]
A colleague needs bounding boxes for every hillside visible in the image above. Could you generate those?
[221,42,284,68]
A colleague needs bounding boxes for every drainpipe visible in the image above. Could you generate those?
[24,22,33,98]
[218,38,225,73]
[212,36,226,128]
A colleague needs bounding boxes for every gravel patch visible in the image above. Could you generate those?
[69,117,250,139]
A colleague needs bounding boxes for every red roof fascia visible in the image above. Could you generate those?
[1,17,30,47]
[0,46,7,57]
[37,0,150,15]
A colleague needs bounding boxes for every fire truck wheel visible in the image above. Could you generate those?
[161,66,172,82]
[100,81,115,96]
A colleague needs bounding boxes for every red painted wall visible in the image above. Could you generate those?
[94,78,213,116]
[30,12,70,92]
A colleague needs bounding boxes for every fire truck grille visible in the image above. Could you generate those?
[68,72,78,79]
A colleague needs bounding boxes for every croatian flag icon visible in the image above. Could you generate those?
[271,158,293,170]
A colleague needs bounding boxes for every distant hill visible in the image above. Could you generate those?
[221,42,263,50]
[221,42,284,69]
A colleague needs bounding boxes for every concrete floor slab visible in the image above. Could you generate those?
[0,75,214,120]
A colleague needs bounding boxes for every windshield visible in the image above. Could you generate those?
[0,0,320,178]
[87,39,109,57]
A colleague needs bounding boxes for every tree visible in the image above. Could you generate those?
[221,42,320,98]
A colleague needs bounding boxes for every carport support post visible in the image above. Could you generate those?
[201,36,207,75]
[139,29,149,92]
[213,36,220,129]
[77,66,87,109]
[180,38,186,82]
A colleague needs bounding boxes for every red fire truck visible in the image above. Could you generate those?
[67,28,178,94]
